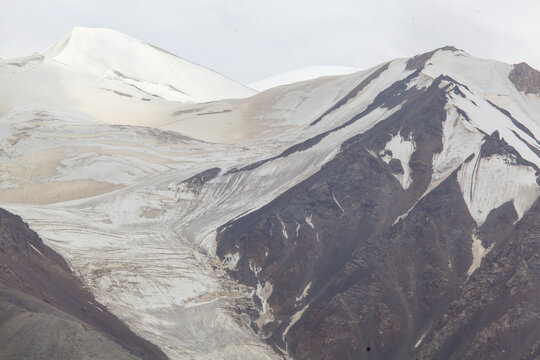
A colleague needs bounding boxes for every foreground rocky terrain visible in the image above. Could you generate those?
[0,208,167,360]
[1,27,539,359]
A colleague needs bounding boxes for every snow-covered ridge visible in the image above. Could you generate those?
[0,52,408,360]
[43,26,256,103]
[249,66,362,91]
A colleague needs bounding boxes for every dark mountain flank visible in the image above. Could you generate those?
[216,55,540,360]
[0,208,168,360]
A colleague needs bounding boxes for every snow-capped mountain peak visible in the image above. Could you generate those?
[1,41,540,360]
[41,26,256,103]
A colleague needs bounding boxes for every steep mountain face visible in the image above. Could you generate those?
[0,208,167,360]
[1,30,539,360]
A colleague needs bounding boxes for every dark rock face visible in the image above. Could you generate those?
[216,69,540,359]
[0,209,168,360]
[405,46,460,71]
[509,62,540,95]
[416,198,540,360]
[182,167,221,189]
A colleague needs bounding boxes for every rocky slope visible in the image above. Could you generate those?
[215,48,540,359]
[1,29,539,360]
[217,115,540,359]
[0,208,168,360]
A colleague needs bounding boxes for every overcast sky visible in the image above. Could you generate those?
[1,0,539,84]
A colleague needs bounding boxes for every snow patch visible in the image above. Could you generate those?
[223,252,240,269]
[276,213,288,239]
[467,232,494,277]
[406,73,433,91]
[431,106,484,183]
[295,282,311,302]
[457,153,540,226]
[380,131,416,189]
[249,261,262,277]
[28,243,44,256]
[414,330,428,348]
[282,304,309,345]
[255,281,274,329]
[295,221,301,237]
[305,215,314,229]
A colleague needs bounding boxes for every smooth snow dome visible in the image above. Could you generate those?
[249,66,361,91]
[44,27,256,103]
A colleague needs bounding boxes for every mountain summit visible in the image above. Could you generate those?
[5,26,255,104]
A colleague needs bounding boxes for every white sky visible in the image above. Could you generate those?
[1,0,539,84]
